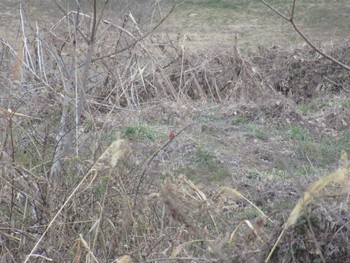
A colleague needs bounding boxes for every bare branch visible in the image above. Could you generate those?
[90,0,97,44]
[290,0,296,20]
[94,0,110,39]
[53,0,90,43]
[89,2,177,63]
[290,21,350,71]
[261,0,290,21]
[261,0,350,72]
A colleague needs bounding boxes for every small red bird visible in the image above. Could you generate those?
[168,130,176,140]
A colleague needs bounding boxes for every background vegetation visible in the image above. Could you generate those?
[0,0,350,262]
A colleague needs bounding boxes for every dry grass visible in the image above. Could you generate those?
[1,1,350,262]
[265,151,349,262]
[161,0,350,50]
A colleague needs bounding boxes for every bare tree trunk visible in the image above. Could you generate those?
[50,0,100,182]
[49,88,75,182]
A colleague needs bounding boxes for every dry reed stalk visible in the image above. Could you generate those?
[0,106,41,120]
[217,186,273,224]
[69,239,82,263]
[24,138,124,262]
[229,219,265,244]
[11,44,23,82]
[265,151,349,263]
[170,239,206,258]
[116,255,132,263]
[160,179,202,238]
[79,234,100,263]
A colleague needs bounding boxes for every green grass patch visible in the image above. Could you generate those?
[340,99,350,109]
[180,147,232,183]
[244,209,260,220]
[189,0,246,10]
[289,125,310,141]
[231,116,250,125]
[122,124,161,142]
[192,108,223,123]
[299,100,328,116]
[245,124,269,141]
[184,0,289,10]
[278,124,311,142]
[83,117,96,131]
[246,170,262,179]
[297,165,316,177]
[273,199,297,212]
[255,169,290,179]
[246,168,290,180]
[195,147,214,165]
[295,131,350,168]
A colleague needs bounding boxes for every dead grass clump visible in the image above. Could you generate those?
[160,179,205,238]
[252,42,350,103]
[323,106,350,132]
[49,11,267,107]
[264,151,350,262]
[266,204,350,263]
[159,46,267,102]
[1,106,350,262]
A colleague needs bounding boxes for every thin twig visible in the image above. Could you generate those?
[261,0,350,71]
[133,123,195,206]
[89,2,177,63]
[324,76,350,92]
[24,144,117,262]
